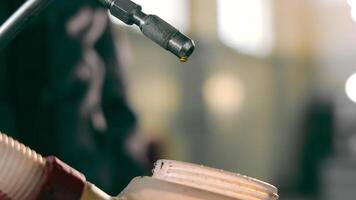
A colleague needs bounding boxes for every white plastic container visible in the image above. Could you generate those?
[0,133,278,200]
[116,160,278,200]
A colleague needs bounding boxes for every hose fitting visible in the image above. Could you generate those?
[0,133,46,200]
[0,133,92,200]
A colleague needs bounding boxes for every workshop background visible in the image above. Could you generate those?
[1,0,356,199]
[116,0,356,199]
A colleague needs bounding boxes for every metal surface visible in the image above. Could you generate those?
[0,0,53,50]
[101,0,195,60]
[0,0,195,60]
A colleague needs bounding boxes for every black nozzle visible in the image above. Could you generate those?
[139,15,195,59]
[101,0,195,60]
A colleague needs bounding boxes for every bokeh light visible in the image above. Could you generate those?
[204,74,245,115]
[347,0,356,21]
[346,73,356,103]
[217,0,274,57]
[348,0,356,6]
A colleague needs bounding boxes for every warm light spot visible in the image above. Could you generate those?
[352,8,356,21]
[217,0,274,57]
[346,73,356,103]
[348,0,356,6]
[204,74,245,115]
[347,0,356,21]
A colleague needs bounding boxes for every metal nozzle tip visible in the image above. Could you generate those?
[168,33,195,60]
[181,39,195,58]
[107,0,196,60]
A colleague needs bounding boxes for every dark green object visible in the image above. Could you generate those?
[0,0,53,50]
[0,0,143,195]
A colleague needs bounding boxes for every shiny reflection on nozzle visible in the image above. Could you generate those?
[168,32,195,60]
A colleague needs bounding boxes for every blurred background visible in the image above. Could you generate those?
[115,0,356,199]
[2,0,356,199]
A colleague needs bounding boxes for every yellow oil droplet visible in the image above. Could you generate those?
[180,57,188,63]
